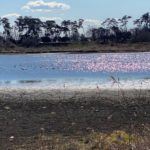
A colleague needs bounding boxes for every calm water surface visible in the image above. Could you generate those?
[0,52,150,88]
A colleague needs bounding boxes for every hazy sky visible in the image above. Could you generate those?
[0,0,150,26]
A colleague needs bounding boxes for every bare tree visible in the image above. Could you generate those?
[118,15,132,31]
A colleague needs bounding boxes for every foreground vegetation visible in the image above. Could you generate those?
[4,128,150,150]
[0,12,150,53]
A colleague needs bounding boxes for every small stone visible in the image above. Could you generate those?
[80,106,84,109]
[95,109,99,112]
[51,112,56,115]
[42,106,47,109]
[133,112,137,117]
[40,127,45,131]
[40,128,45,133]
[71,122,76,126]
[9,136,14,141]
[107,115,113,120]
[4,106,10,110]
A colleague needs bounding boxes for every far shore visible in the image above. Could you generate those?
[0,42,150,54]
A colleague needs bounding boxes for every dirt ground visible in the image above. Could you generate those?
[0,97,150,149]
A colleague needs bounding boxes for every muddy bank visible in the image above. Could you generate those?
[0,88,149,135]
[0,88,150,149]
[0,97,150,148]
[0,98,150,135]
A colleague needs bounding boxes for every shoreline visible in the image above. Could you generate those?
[0,49,150,55]
[0,42,150,54]
[0,87,150,102]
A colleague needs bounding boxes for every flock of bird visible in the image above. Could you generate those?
[1,52,150,77]
[0,52,150,89]
[43,52,150,73]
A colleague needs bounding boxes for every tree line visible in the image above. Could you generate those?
[0,12,150,47]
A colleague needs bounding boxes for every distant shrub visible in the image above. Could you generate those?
[132,29,150,42]
[20,37,40,47]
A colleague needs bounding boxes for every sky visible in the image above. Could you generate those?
[0,0,150,27]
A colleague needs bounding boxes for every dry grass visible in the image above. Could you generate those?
[5,127,150,150]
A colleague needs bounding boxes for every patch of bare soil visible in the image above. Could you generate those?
[0,98,150,149]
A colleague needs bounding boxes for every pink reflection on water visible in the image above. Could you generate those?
[50,53,150,73]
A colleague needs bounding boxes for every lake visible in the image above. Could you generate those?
[0,52,150,89]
